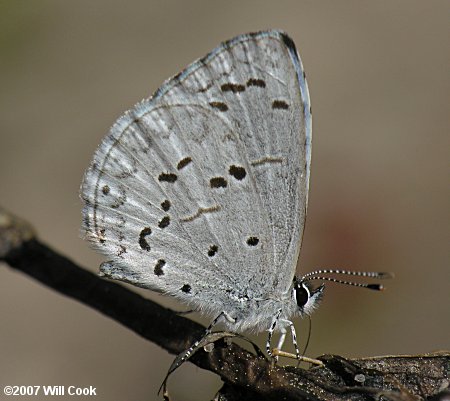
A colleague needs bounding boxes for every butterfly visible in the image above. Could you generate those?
[80,30,391,374]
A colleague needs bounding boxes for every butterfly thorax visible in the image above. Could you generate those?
[217,288,300,333]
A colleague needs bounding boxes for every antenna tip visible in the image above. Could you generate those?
[379,272,395,279]
[367,284,385,291]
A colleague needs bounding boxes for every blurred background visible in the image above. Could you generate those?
[1,1,448,400]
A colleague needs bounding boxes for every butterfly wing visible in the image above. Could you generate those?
[81,30,311,317]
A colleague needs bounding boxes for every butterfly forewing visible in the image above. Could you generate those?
[81,30,311,316]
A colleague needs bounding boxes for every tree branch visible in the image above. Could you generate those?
[1,207,448,400]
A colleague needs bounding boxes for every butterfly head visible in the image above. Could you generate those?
[292,277,324,316]
[293,269,393,316]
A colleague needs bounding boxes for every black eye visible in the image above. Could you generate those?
[295,282,310,308]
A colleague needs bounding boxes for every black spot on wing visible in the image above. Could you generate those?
[161,199,171,211]
[229,165,246,180]
[158,173,177,183]
[210,177,227,188]
[246,78,266,88]
[181,284,191,293]
[208,245,218,257]
[154,259,165,276]
[247,236,259,246]
[197,82,213,93]
[221,83,245,93]
[139,227,152,251]
[102,185,110,195]
[209,102,228,112]
[272,100,289,110]
[177,157,192,170]
[99,228,106,244]
[158,216,170,229]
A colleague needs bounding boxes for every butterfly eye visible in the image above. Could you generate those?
[294,282,310,308]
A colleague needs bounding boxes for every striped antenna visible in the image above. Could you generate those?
[299,269,394,291]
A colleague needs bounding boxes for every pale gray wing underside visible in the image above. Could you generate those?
[81,30,311,315]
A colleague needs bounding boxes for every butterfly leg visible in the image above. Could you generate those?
[160,311,236,395]
[276,329,287,351]
[183,311,234,361]
[272,319,323,366]
[281,319,300,359]
[266,308,283,359]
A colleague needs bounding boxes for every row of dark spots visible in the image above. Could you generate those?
[100,185,127,210]
[213,88,289,112]
[139,214,171,252]
[208,79,267,114]
[158,155,193,185]
[206,236,257,258]
[220,78,266,94]
[160,160,246,190]
[179,236,259,294]
[164,157,189,227]
[210,165,246,189]
[158,199,171,229]
[152,259,189,295]
[210,78,266,111]
[151,259,190,293]
[154,161,180,233]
